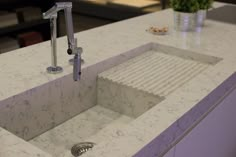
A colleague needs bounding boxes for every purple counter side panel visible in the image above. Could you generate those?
[133,72,236,157]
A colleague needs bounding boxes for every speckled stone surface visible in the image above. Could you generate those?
[0,2,235,157]
[0,127,51,157]
[0,42,150,140]
[30,105,132,157]
[98,77,163,118]
[97,45,217,118]
[133,71,236,157]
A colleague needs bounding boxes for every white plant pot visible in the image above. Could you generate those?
[197,9,207,27]
[174,11,197,32]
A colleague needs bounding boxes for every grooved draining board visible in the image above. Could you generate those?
[99,50,209,97]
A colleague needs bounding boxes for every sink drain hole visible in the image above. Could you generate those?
[71,142,95,157]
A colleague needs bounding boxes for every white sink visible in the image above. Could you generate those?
[0,42,221,157]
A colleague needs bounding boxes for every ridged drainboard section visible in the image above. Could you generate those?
[99,50,209,97]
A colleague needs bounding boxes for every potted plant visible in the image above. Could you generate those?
[170,0,199,32]
[197,0,214,26]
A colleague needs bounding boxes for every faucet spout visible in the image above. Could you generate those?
[73,53,81,81]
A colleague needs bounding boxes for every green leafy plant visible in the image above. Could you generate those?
[170,0,199,13]
[197,0,213,9]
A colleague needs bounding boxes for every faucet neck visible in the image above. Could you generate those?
[43,2,72,19]
[43,2,77,55]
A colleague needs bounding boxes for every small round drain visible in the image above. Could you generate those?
[71,142,95,157]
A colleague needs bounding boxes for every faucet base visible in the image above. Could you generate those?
[47,66,63,74]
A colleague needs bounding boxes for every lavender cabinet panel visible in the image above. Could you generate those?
[163,146,175,157]
[175,85,236,157]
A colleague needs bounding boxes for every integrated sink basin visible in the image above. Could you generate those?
[0,43,221,157]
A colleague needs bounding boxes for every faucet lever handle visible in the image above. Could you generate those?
[67,47,83,55]
[67,48,73,55]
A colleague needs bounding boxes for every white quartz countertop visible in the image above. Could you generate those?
[0,128,51,157]
[0,2,236,157]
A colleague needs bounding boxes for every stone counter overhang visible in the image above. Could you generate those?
[0,2,236,157]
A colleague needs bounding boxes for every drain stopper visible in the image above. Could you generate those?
[71,142,95,157]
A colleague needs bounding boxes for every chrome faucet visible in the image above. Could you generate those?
[43,2,83,81]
